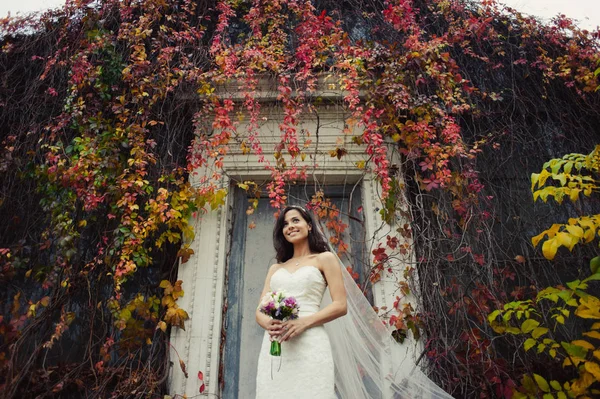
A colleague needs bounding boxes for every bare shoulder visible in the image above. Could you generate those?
[268,263,282,274]
[315,251,339,270]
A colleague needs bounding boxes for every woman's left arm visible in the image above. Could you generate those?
[279,252,347,342]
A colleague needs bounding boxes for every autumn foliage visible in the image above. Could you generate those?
[0,0,599,397]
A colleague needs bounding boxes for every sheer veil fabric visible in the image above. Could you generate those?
[322,253,454,399]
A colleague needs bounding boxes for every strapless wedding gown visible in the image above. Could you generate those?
[255,266,335,398]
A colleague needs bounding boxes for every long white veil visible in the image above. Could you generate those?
[322,253,454,399]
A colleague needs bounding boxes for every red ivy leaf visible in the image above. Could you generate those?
[198,371,204,380]
[199,383,205,393]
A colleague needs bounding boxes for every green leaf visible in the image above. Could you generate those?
[564,161,574,174]
[561,341,588,358]
[522,374,537,393]
[584,273,600,282]
[591,257,600,275]
[550,160,564,174]
[550,380,562,391]
[552,173,567,186]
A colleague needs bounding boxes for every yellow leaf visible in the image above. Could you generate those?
[585,361,600,381]
[565,225,584,238]
[531,173,540,192]
[583,225,597,243]
[524,338,536,351]
[576,297,600,319]
[157,321,167,332]
[547,224,561,236]
[532,327,549,339]
[542,238,559,260]
[584,330,600,340]
[521,319,540,333]
[537,343,546,353]
[159,280,171,289]
[550,380,561,391]
[556,231,577,251]
[534,374,550,392]
[538,169,551,187]
[532,231,547,247]
[573,340,595,350]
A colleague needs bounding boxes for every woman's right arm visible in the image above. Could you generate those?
[256,265,283,336]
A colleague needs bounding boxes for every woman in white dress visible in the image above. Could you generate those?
[255,206,456,399]
[255,206,347,398]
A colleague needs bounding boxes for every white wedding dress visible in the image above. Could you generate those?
[255,265,335,399]
[255,261,456,399]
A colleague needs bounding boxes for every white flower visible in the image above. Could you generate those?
[259,294,271,308]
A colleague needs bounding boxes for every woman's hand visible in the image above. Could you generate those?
[279,318,309,342]
[264,318,285,338]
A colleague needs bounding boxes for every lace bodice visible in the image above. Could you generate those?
[270,266,326,315]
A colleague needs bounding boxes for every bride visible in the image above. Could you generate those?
[255,205,454,399]
[255,205,345,398]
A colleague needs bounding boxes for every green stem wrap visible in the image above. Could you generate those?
[270,340,281,356]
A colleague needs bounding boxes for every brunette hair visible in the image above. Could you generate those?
[273,205,329,263]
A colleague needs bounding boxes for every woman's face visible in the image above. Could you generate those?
[282,209,312,244]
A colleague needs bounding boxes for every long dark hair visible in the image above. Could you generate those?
[273,205,330,263]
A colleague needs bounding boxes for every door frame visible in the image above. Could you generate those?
[221,182,369,398]
[168,171,407,397]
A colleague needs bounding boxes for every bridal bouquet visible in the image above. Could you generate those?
[258,290,299,356]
